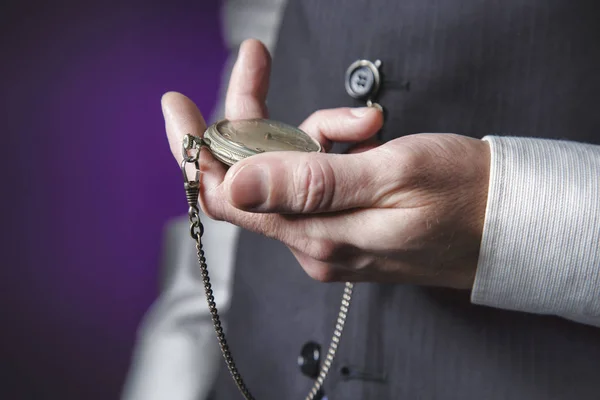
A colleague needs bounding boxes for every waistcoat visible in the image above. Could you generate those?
[212,1,600,399]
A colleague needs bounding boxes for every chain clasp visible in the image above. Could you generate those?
[181,134,204,240]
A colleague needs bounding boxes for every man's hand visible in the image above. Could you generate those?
[161,39,491,289]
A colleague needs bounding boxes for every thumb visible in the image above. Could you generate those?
[222,148,392,214]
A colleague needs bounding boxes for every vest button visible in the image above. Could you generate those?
[298,341,321,379]
[345,59,382,101]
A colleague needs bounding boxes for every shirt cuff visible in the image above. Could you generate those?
[471,136,600,326]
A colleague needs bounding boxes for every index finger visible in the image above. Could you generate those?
[202,39,272,218]
[225,39,272,120]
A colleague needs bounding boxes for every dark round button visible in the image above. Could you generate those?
[345,59,381,100]
[298,341,321,379]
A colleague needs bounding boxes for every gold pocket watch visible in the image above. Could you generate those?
[180,118,353,400]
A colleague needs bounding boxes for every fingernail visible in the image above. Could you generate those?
[369,102,384,113]
[350,107,372,117]
[229,165,270,210]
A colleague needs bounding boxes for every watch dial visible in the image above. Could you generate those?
[216,119,321,153]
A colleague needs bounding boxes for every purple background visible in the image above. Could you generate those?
[1,1,227,398]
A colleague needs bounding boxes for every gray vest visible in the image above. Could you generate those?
[212,1,600,398]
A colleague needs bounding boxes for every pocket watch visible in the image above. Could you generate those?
[180,118,353,400]
[184,118,323,166]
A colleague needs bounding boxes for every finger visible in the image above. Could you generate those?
[208,38,271,210]
[201,178,401,261]
[225,39,271,120]
[160,91,228,218]
[289,247,383,283]
[299,106,383,152]
[222,147,397,213]
[289,248,345,282]
[161,91,207,164]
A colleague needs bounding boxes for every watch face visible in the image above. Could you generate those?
[216,119,321,153]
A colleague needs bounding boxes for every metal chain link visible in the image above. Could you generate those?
[191,213,256,399]
[181,134,354,399]
[304,282,353,400]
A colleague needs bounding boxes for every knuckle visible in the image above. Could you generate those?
[203,198,228,222]
[310,109,327,124]
[379,144,426,186]
[305,238,338,263]
[293,159,334,212]
[235,212,284,241]
[199,203,221,221]
[308,109,334,135]
[304,263,339,283]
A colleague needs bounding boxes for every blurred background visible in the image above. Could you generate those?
[1,0,227,398]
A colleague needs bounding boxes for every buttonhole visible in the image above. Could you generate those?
[340,366,351,377]
[382,80,411,91]
[339,365,387,383]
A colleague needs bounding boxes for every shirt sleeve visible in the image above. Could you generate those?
[121,217,239,400]
[471,136,600,327]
